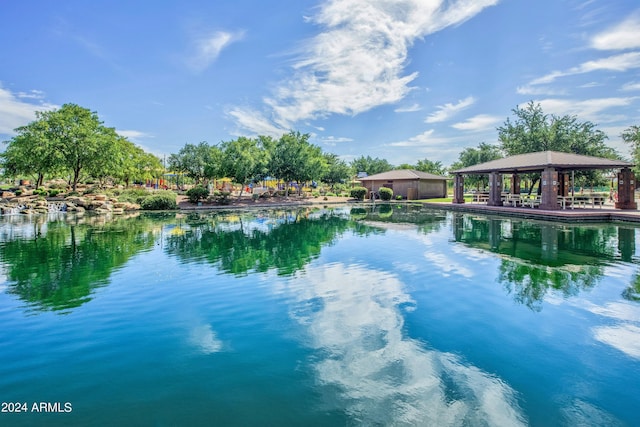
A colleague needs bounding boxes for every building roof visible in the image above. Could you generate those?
[358,169,448,181]
[450,151,634,174]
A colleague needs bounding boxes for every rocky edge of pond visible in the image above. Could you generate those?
[0,190,140,215]
[0,187,355,216]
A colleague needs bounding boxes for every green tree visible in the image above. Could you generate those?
[350,155,393,176]
[498,101,618,190]
[270,131,327,196]
[450,142,503,190]
[415,159,446,175]
[43,104,121,191]
[322,153,351,190]
[220,137,262,197]
[498,101,614,157]
[168,142,217,185]
[622,125,640,175]
[2,111,65,188]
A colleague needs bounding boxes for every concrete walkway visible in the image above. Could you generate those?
[423,200,640,223]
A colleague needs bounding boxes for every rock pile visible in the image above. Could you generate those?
[0,193,140,216]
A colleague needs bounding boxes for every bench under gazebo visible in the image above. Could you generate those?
[450,151,637,210]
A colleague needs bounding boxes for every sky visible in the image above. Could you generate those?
[1,0,639,168]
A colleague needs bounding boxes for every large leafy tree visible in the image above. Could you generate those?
[322,153,351,190]
[350,155,393,176]
[220,137,262,197]
[450,142,503,190]
[3,104,124,191]
[168,141,217,185]
[415,159,446,175]
[498,101,619,189]
[50,104,120,191]
[498,101,614,157]
[2,116,63,188]
[622,125,640,175]
[270,131,327,196]
[118,145,164,188]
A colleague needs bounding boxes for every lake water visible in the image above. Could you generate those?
[0,205,639,426]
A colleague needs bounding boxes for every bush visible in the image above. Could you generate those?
[83,186,98,195]
[14,190,23,196]
[33,188,48,196]
[350,186,368,201]
[140,192,177,210]
[186,185,209,203]
[395,195,403,200]
[379,187,393,201]
[49,189,62,197]
[211,191,231,205]
[118,188,150,204]
[325,192,337,197]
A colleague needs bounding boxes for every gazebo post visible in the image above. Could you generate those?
[453,174,465,204]
[510,173,520,195]
[557,172,569,197]
[615,168,637,210]
[540,167,560,210]
[487,172,503,206]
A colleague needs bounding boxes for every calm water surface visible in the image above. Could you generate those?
[0,205,639,426]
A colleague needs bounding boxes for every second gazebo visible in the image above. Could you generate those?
[450,151,636,210]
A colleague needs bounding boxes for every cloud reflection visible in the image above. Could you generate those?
[189,324,223,354]
[289,263,525,426]
[585,300,640,360]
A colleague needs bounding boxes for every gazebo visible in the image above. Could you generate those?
[450,151,636,210]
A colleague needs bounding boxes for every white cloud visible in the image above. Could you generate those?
[394,103,421,113]
[226,106,286,137]
[189,30,244,72]
[516,85,567,96]
[591,12,640,50]
[534,97,638,123]
[388,129,437,147]
[425,96,475,123]
[621,81,640,91]
[528,52,640,86]
[451,114,502,131]
[116,129,154,140]
[230,0,499,134]
[0,84,58,135]
[319,135,354,146]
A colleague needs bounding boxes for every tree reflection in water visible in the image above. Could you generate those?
[0,213,162,313]
[164,208,373,276]
[451,213,639,310]
[1,207,638,314]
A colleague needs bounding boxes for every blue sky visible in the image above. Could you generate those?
[1,0,639,167]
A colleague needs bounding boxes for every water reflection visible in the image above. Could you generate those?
[288,263,526,426]
[164,208,361,276]
[0,213,161,312]
[3,208,639,317]
[451,214,639,310]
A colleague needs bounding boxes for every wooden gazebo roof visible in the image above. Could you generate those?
[451,151,634,174]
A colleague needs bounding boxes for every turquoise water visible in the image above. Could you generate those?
[0,205,639,426]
